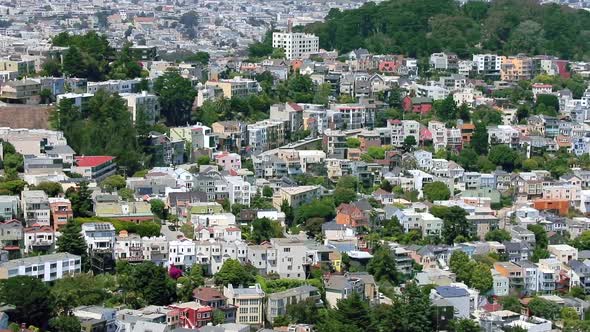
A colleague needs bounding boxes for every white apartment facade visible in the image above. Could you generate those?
[272,32,319,60]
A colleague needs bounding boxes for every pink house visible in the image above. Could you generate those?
[214,151,241,171]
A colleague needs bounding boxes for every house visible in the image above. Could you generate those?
[71,156,116,182]
[223,284,265,326]
[0,220,23,254]
[21,189,50,227]
[114,231,143,263]
[324,273,366,308]
[81,223,116,258]
[73,306,117,332]
[335,203,368,228]
[401,96,433,114]
[168,302,213,329]
[266,285,319,324]
[23,225,55,254]
[0,196,18,220]
[510,226,536,247]
[193,287,237,323]
[548,244,578,264]
[430,286,470,318]
[0,252,81,281]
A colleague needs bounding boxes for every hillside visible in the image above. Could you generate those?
[304,0,590,60]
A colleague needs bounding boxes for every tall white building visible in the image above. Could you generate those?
[0,253,81,281]
[272,32,319,60]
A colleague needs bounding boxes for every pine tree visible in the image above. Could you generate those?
[56,219,88,267]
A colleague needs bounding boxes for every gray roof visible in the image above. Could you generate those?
[436,286,469,298]
[0,252,80,269]
[47,145,75,154]
[268,285,318,300]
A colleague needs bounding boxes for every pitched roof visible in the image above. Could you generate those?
[193,287,227,302]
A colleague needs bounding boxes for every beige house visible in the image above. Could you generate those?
[272,185,321,210]
[223,284,265,326]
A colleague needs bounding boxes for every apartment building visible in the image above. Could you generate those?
[223,284,265,326]
[501,56,533,82]
[211,121,247,153]
[247,120,286,154]
[225,176,253,206]
[48,197,73,231]
[120,91,160,125]
[0,253,81,281]
[21,189,50,227]
[205,77,261,99]
[170,123,218,151]
[267,286,319,324]
[23,225,55,254]
[114,231,143,262]
[270,103,304,133]
[0,79,41,103]
[473,54,503,76]
[388,119,420,148]
[71,156,117,182]
[548,244,578,264]
[272,32,319,60]
[269,238,308,279]
[272,185,321,210]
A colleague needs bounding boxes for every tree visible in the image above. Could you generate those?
[49,316,82,332]
[56,219,88,267]
[177,265,205,302]
[449,318,480,332]
[196,155,210,166]
[561,307,579,322]
[109,42,142,80]
[500,295,522,313]
[303,218,325,239]
[212,309,226,325]
[150,199,167,220]
[118,261,176,305]
[65,182,93,217]
[528,297,561,320]
[527,224,548,249]
[333,292,372,331]
[449,250,473,283]
[286,298,320,325]
[471,123,489,155]
[101,175,126,192]
[434,95,457,121]
[333,187,357,206]
[346,137,361,148]
[33,181,63,197]
[273,315,291,327]
[485,229,512,242]
[153,71,197,126]
[432,206,470,244]
[423,181,451,201]
[470,263,493,293]
[0,276,53,326]
[403,135,417,152]
[251,217,283,244]
[489,145,520,171]
[367,247,399,284]
[262,186,273,197]
[572,231,590,250]
[214,259,256,286]
[51,274,109,314]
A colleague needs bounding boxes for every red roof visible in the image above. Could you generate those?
[75,156,114,167]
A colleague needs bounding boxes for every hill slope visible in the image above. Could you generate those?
[304,0,590,60]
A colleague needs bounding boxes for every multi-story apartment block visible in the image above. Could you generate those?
[211,121,247,153]
[501,56,533,81]
[114,231,143,263]
[71,156,117,182]
[48,197,73,231]
[170,123,218,152]
[214,151,242,172]
[21,189,50,227]
[267,286,319,324]
[224,284,265,326]
[388,119,420,148]
[473,54,503,76]
[0,253,81,281]
[224,176,253,206]
[429,52,458,71]
[548,244,578,264]
[272,185,321,210]
[87,79,142,94]
[120,91,160,125]
[272,32,319,60]
[206,77,261,99]
[329,103,375,130]
[247,120,286,154]
[270,103,304,134]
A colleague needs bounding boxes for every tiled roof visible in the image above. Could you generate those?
[75,156,114,167]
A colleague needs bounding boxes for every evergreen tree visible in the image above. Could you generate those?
[66,182,93,217]
[56,219,87,258]
[367,247,399,284]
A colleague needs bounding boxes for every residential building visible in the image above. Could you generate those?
[71,156,116,182]
[224,284,265,326]
[23,225,55,254]
[206,77,261,99]
[168,302,213,329]
[267,285,319,324]
[120,91,160,125]
[0,253,81,281]
[473,54,503,76]
[193,287,237,323]
[81,223,116,258]
[21,189,50,227]
[272,185,321,210]
[324,273,366,308]
[548,244,578,264]
[272,32,319,60]
[430,286,470,318]
[49,197,73,231]
[0,196,19,220]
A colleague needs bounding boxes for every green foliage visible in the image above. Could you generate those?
[500,295,522,313]
[449,251,492,293]
[434,95,458,121]
[153,71,197,126]
[535,94,559,116]
[49,316,82,332]
[180,221,194,239]
[251,217,283,244]
[0,276,53,326]
[286,297,320,325]
[346,137,361,148]
[528,297,561,320]
[53,91,144,175]
[214,259,256,286]
[333,187,357,206]
[150,199,167,220]
[488,145,520,172]
[367,247,400,284]
[403,135,417,152]
[53,31,113,80]
[101,175,127,192]
[423,181,451,201]
[32,181,63,197]
[65,182,93,218]
[449,318,481,332]
[212,309,226,325]
[572,230,590,250]
[485,229,512,242]
[294,197,335,225]
[177,265,205,302]
[470,123,489,156]
[109,42,143,80]
[306,0,590,60]
[262,185,273,197]
[248,29,274,58]
[51,274,109,314]
[117,261,177,306]
[56,219,88,268]
[431,205,470,244]
[527,224,548,249]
